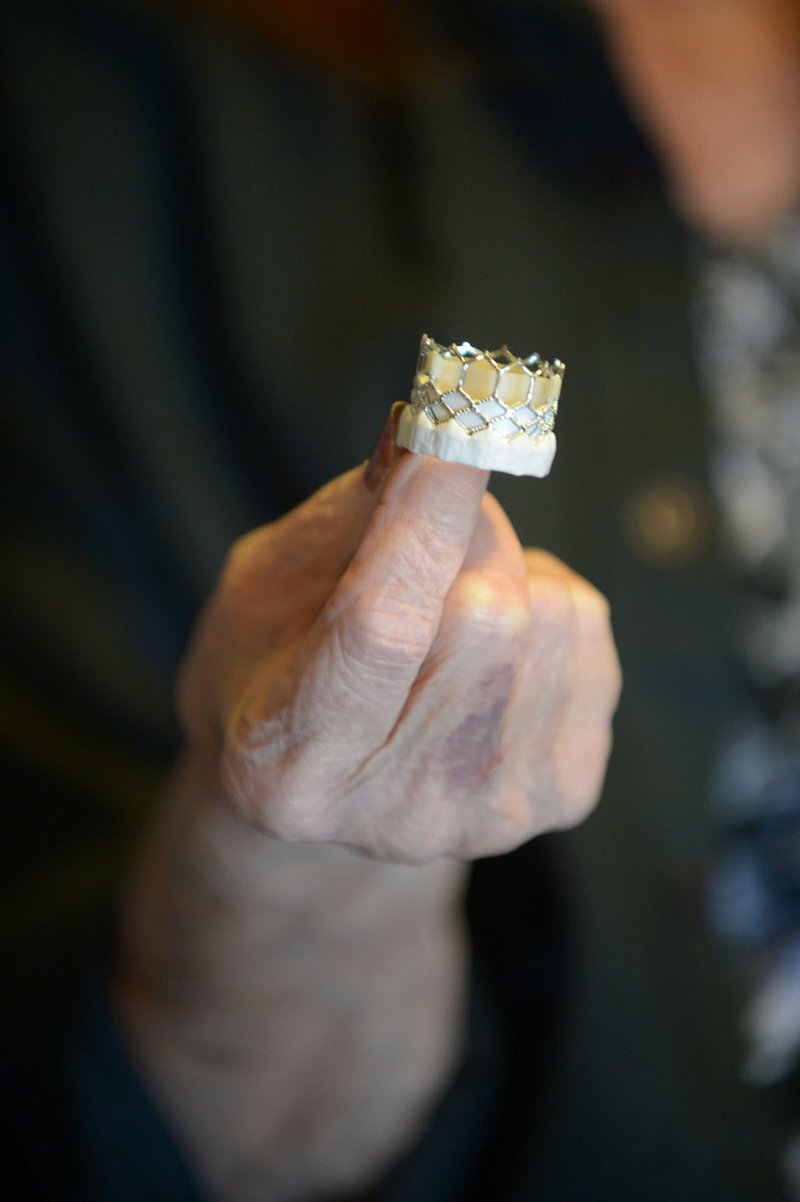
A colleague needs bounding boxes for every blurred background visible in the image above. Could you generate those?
[2,0,800,1198]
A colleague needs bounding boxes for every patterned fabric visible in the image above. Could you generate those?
[698,215,800,1090]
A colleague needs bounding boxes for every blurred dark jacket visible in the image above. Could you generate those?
[0,0,786,1198]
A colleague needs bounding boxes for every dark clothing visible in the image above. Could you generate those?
[0,0,787,1197]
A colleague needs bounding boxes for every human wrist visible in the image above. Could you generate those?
[111,749,470,1202]
[115,747,468,1010]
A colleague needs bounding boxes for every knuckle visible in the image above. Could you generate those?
[528,574,577,642]
[574,579,613,634]
[339,585,436,668]
[524,554,613,635]
[390,525,448,584]
[448,573,529,640]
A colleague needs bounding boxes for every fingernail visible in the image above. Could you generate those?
[364,401,406,491]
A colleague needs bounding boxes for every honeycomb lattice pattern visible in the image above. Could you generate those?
[410,334,563,441]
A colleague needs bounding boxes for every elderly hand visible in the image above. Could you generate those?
[590,0,800,245]
[116,408,619,1201]
[177,407,620,864]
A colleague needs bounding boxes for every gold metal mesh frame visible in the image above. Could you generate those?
[411,333,563,441]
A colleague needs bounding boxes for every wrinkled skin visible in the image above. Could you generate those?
[116,439,620,1201]
[177,444,621,865]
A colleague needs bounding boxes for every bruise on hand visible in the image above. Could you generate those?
[438,663,515,790]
